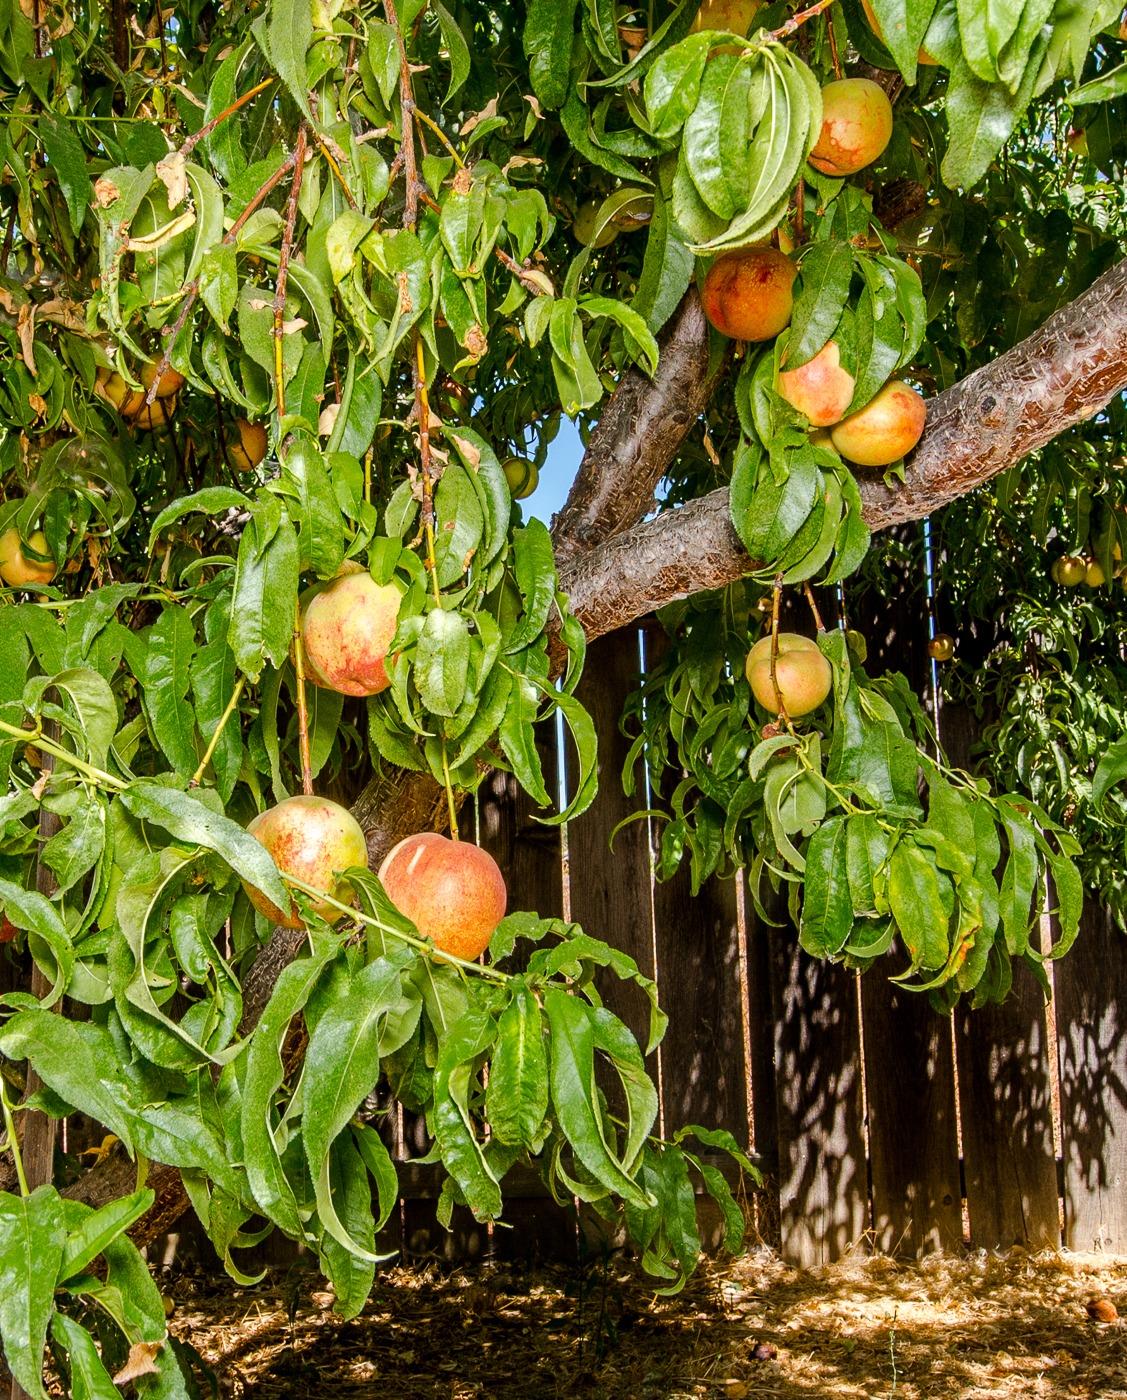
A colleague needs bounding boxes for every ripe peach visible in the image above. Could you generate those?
[0,914,17,943]
[691,0,761,34]
[96,369,144,418]
[778,340,856,427]
[245,795,368,929]
[745,633,832,717]
[809,78,894,177]
[0,528,56,586]
[132,396,175,432]
[503,456,538,500]
[378,832,507,961]
[830,380,926,467]
[701,247,796,342]
[301,570,401,697]
[1054,556,1086,586]
[1085,559,1106,587]
[860,0,938,65]
[140,361,185,399]
[227,419,268,472]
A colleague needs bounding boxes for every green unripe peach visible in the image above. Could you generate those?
[745,633,832,717]
[503,456,539,500]
[1055,556,1087,586]
[0,528,56,586]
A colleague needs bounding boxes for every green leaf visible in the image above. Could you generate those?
[1092,736,1127,811]
[147,487,250,548]
[241,939,340,1234]
[119,780,289,913]
[433,1007,503,1220]
[998,803,1039,955]
[280,441,345,578]
[58,1190,154,1283]
[252,0,313,118]
[941,38,1048,188]
[142,605,198,778]
[229,499,300,681]
[543,987,654,1208]
[416,609,471,718]
[49,1314,120,1400]
[787,242,853,368]
[39,115,89,235]
[799,815,853,956]
[433,0,470,99]
[504,519,557,653]
[304,955,417,1258]
[0,877,75,1006]
[644,32,713,140]
[498,671,551,808]
[318,1132,385,1319]
[486,983,549,1149]
[524,0,579,109]
[888,841,951,971]
[1071,60,1127,103]
[0,1185,66,1398]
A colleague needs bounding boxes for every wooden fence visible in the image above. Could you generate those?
[4,622,1126,1272]
[393,619,1126,1270]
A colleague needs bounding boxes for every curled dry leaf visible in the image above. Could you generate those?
[113,1339,164,1383]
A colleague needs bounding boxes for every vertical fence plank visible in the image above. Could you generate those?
[478,746,577,1264]
[768,932,868,1265]
[1055,900,1127,1251]
[860,977,962,1254]
[743,894,781,1246]
[939,704,1060,1249]
[568,630,656,1057]
[955,967,1060,1249]
[652,870,746,1140]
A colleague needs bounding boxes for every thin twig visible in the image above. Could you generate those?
[803,581,826,632]
[414,108,464,167]
[180,79,275,160]
[142,149,300,408]
[768,574,792,729]
[767,0,836,41]
[273,126,309,419]
[190,676,246,786]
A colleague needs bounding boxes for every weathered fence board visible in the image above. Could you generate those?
[568,631,657,1063]
[861,976,963,1254]
[768,933,868,1265]
[1055,900,1127,1251]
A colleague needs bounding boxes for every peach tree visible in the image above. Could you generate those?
[1,0,1127,1390]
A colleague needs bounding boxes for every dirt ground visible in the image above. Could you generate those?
[165,1247,1127,1399]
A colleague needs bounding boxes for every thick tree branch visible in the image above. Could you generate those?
[552,289,723,562]
[561,254,1127,638]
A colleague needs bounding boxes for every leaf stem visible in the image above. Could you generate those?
[190,676,246,787]
[179,78,275,160]
[292,603,315,797]
[414,108,464,167]
[273,125,309,421]
[768,574,794,731]
[0,1077,29,1197]
[286,875,511,982]
[0,719,126,791]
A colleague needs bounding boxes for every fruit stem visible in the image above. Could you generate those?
[190,675,246,787]
[273,125,309,421]
[0,1076,29,1197]
[803,581,827,633]
[286,875,511,983]
[0,719,126,791]
[768,575,794,731]
[440,737,460,840]
[292,604,315,797]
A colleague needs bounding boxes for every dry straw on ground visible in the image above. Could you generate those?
[161,1247,1127,1398]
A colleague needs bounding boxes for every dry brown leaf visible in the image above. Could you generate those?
[113,1339,163,1383]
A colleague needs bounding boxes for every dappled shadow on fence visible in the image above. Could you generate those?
[1054,899,1127,1251]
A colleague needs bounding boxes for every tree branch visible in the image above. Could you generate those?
[552,289,723,562]
[560,254,1127,638]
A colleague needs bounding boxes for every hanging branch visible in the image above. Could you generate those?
[141,148,301,409]
[273,125,309,419]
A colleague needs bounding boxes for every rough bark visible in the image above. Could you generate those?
[561,253,1127,638]
[62,256,1127,1248]
[551,289,723,562]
